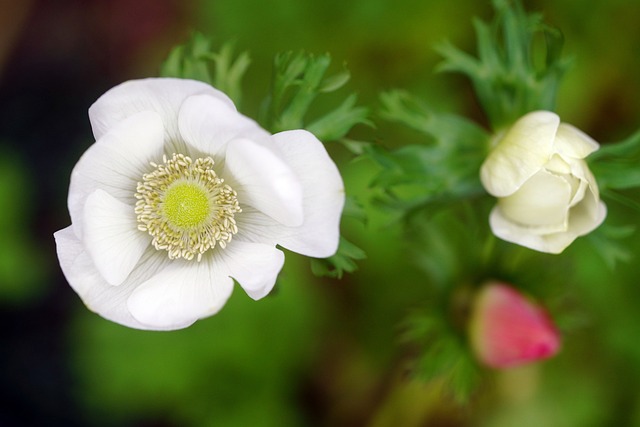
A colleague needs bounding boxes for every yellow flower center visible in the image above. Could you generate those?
[163,181,211,229]
[135,154,241,261]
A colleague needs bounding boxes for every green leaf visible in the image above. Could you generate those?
[306,94,371,142]
[209,43,251,106]
[379,90,488,144]
[371,90,489,215]
[319,67,351,93]
[337,138,373,156]
[586,223,635,269]
[160,33,250,107]
[161,46,186,78]
[402,309,481,403]
[436,0,571,130]
[590,129,640,192]
[268,52,331,131]
[342,195,368,224]
[310,237,367,279]
[308,198,368,280]
[262,51,369,141]
[160,32,213,83]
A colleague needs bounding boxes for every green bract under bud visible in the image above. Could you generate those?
[135,153,241,261]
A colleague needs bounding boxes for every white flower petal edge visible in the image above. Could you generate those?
[497,169,572,232]
[55,226,174,330]
[481,111,559,197]
[489,201,607,254]
[218,241,285,300]
[125,240,285,328]
[237,130,345,258]
[83,189,150,286]
[554,123,599,159]
[224,138,304,227]
[89,78,234,142]
[127,257,234,329]
[68,111,165,239]
[56,225,285,330]
[178,94,270,156]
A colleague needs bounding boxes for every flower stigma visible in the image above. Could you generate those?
[135,153,241,261]
[163,182,211,229]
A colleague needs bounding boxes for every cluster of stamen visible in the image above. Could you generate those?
[135,153,241,261]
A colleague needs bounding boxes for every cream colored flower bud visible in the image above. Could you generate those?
[480,111,606,254]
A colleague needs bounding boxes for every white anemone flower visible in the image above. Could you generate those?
[54,78,344,330]
[480,111,606,254]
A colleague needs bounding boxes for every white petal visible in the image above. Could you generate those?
[568,175,588,208]
[127,257,234,330]
[498,169,571,231]
[178,94,270,156]
[554,123,599,159]
[489,200,607,254]
[89,78,234,142]
[224,138,304,226]
[54,226,175,330]
[217,241,285,300]
[543,154,571,175]
[481,111,559,197]
[68,111,165,238]
[541,200,605,251]
[489,206,573,254]
[568,192,607,237]
[579,159,601,200]
[83,189,150,286]
[237,130,344,258]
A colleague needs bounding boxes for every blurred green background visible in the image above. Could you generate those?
[1,0,640,426]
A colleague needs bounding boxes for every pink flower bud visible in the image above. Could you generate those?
[469,282,560,368]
